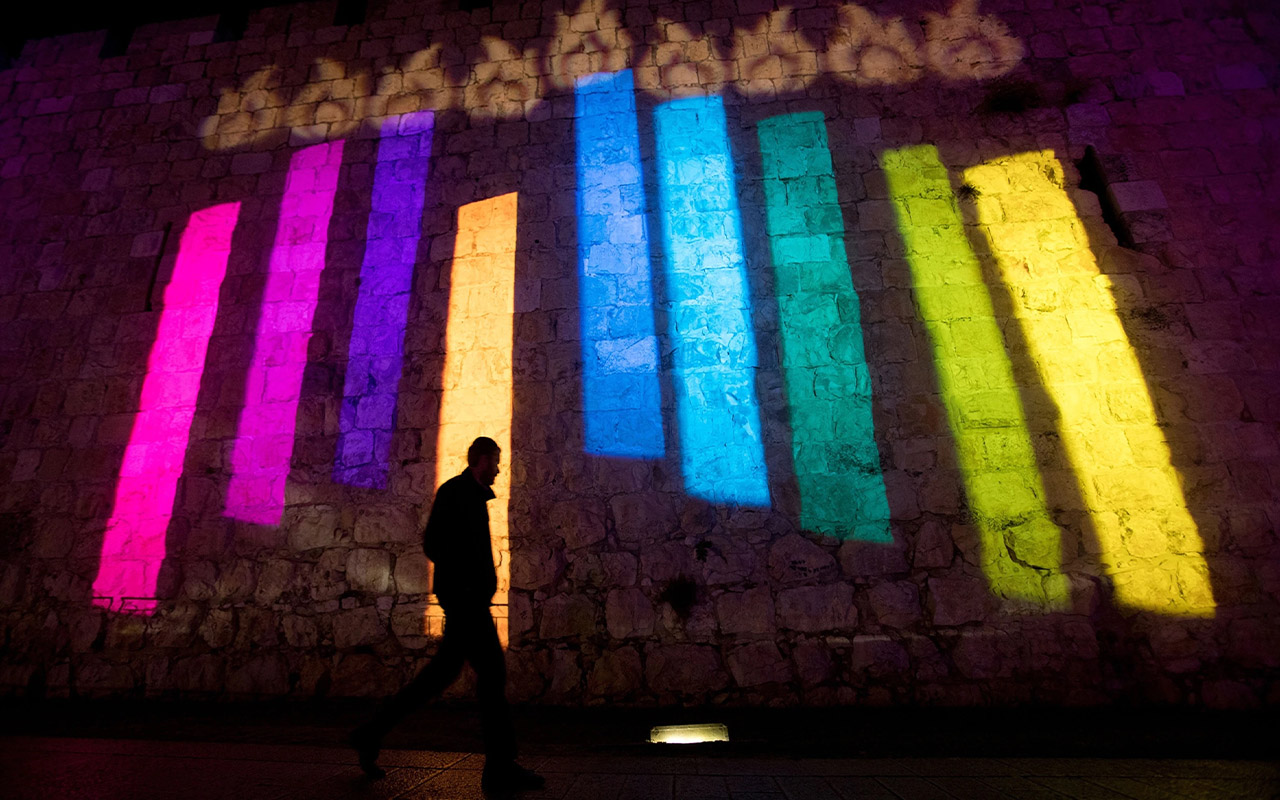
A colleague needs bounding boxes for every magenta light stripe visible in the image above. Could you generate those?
[226,141,344,524]
[93,202,241,613]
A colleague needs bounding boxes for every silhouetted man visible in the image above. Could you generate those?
[352,436,543,795]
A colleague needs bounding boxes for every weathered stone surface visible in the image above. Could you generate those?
[605,587,655,639]
[288,506,341,550]
[169,655,223,694]
[868,581,922,629]
[792,639,834,686]
[838,540,910,578]
[587,647,642,697]
[148,604,199,648]
[913,519,955,568]
[611,493,677,543]
[69,610,103,652]
[768,534,838,585]
[511,544,564,590]
[538,594,596,639]
[354,505,419,545]
[777,584,857,632]
[644,645,728,695]
[715,586,776,636]
[393,552,432,595]
[928,577,993,626]
[546,649,582,698]
[849,635,910,679]
[198,609,235,649]
[333,606,384,649]
[347,549,393,594]
[727,641,792,687]
[390,604,430,649]
[282,614,318,649]
[226,654,288,695]
[330,653,399,696]
[254,560,294,605]
[550,500,607,550]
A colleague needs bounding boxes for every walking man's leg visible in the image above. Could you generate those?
[351,613,466,777]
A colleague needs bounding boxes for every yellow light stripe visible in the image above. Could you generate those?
[964,152,1214,616]
[433,192,518,643]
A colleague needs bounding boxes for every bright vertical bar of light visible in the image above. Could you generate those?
[964,151,1214,616]
[93,203,240,612]
[757,112,891,542]
[882,145,1067,607]
[335,113,434,488]
[226,141,343,524]
[653,96,769,506]
[434,192,518,643]
[575,70,664,459]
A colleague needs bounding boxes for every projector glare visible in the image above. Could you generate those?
[649,723,729,744]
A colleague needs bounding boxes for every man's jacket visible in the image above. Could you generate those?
[422,469,497,608]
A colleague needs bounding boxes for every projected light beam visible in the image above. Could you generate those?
[226,141,343,525]
[576,70,664,459]
[654,96,769,506]
[965,151,1214,615]
[93,203,240,612]
[883,145,1068,606]
[434,192,518,642]
[335,112,433,488]
[758,112,891,542]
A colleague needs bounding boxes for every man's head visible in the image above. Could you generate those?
[467,436,501,487]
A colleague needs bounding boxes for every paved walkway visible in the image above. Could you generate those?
[4,735,1279,800]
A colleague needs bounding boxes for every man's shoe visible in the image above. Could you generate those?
[349,728,386,780]
[481,761,545,794]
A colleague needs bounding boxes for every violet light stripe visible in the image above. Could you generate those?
[226,141,344,524]
[93,202,240,612]
[335,112,434,488]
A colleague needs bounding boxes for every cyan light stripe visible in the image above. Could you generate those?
[758,112,891,542]
[335,112,434,488]
[575,70,664,459]
[654,96,769,506]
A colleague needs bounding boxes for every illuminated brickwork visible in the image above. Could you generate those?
[0,0,1276,707]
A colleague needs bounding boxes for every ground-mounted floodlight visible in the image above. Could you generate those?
[648,723,729,744]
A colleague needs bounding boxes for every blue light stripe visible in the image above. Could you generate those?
[654,96,770,506]
[575,70,664,459]
[334,111,433,488]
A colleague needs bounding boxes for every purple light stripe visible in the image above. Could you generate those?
[226,141,344,524]
[335,112,434,488]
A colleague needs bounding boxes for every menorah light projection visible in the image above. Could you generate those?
[92,69,1214,619]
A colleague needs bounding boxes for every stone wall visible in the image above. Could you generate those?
[1,0,1278,707]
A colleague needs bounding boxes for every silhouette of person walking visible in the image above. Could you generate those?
[352,436,543,795]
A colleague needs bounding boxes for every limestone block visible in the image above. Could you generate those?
[605,587,655,639]
[354,505,420,545]
[611,492,677,543]
[600,552,638,587]
[792,639,834,686]
[714,586,776,635]
[550,500,607,549]
[333,605,384,649]
[727,641,792,687]
[506,649,551,702]
[331,653,399,697]
[148,604,200,648]
[777,584,857,632]
[837,538,910,578]
[927,577,993,626]
[539,593,596,639]
[868,581,922,629]
[849,635,909,678]
[644,644,728,694]
[169,655,224,694]
[546,649,582,698]
[198,609,235,649]
[226,655,288,695]
[912,519,954,568]
[510,544,564,590]
[347,548,392,594]
[215,560,257,602]
[288,505,341,550]
[73,657,135,694]
[69,609,103,652]
[310,548,350,601]
[587,647,643,697]
[393,552,432,595]
[254,560,294,605]
[282,614,318,649]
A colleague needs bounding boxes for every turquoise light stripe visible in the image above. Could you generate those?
[653,96,769,506]
[758,112,891,542]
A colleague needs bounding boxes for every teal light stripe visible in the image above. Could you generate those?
[757,112,891,542]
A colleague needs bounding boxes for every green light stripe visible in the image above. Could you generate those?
[758,112,891,542]
[881,145,1067,606]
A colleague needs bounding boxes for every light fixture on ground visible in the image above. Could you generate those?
[649,723,729,744]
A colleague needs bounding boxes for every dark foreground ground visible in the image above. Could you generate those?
[2,701,1277,799]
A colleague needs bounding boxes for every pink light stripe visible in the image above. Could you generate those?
[93,202,241,613]
[226,141,344,525]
